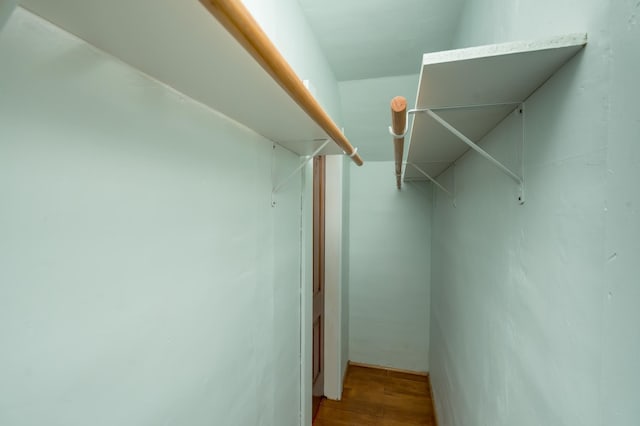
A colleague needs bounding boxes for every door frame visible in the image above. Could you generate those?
[300,157,314,426]
[322,155,347,400]
[300,155,347,425]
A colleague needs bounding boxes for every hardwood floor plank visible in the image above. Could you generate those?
[344,375,386,393]
[315,406,382,425]
[387,370,429,382]
[321,393,384,417]
[384,376,430,397]
[379,418,434,426]
[314,364,437,426]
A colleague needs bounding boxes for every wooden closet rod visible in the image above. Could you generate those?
[390,96,407,189]
[199,0,364,166]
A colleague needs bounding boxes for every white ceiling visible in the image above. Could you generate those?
[298,0,466,81]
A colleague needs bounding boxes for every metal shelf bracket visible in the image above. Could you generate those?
[271,139,330,207]
[405,163,454,199]
[408,104,525,205]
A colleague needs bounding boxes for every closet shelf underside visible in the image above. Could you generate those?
[404,33,587,181]
[21,0,344,157]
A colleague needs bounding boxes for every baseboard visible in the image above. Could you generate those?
[347,361,429,377]
[342,361,349,388]
[427,373,439,426]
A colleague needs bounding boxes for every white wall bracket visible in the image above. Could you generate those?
[406,162,454,198]
[408,105,525,205]
[388,124,408,139]
[271,139,330,207]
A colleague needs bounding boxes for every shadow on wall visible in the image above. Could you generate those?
[0,0,18,31]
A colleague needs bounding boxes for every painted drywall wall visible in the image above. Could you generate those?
[270,146,304,426]
[0,9,303,426]
[242,0,342,125]
[428,1,637,425]
[349,162,432,372]
[298,0,465,81]
[241,1,344,417]
[601,1,640,424]
[339,74,419,161]
[0,0,16,31]
[452,0,609,48]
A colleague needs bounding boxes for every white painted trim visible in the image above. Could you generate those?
[323,155,344,400]
[300,155,345,420]
[299,159,313,426]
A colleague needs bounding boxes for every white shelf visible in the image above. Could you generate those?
[404,33,587,181]
[20,0,343,156]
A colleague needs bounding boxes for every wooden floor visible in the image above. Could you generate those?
[313,365,437,426]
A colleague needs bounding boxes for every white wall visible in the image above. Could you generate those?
[339,74,419,161]
[271,153,305,426]
[0,10,303,426]
[429,1,640,425]
[452,0,608,48]
[349,162,432,372]
[0,0,16,30]
[601,0,640,424]
[239,2,345,419]
[323,155,344,400]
